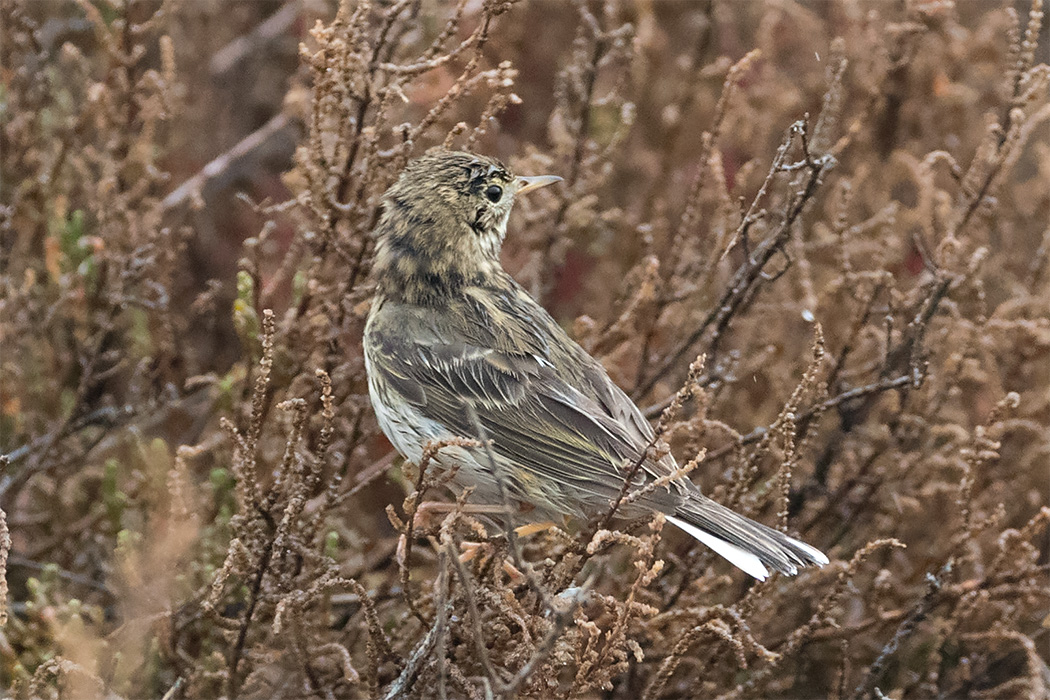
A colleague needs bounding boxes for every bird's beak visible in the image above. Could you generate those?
[516,174,562,195]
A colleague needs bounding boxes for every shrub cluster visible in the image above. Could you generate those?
[1,1,1047,698]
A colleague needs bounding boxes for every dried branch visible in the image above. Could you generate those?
[635,119,835,398]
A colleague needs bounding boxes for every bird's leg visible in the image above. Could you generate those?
[411,502,503,565]
[498,521,557,582]
[412,501,507,529]
[414,502,555,534]
[501,559,526,584]
[513,520,557,537]
[454,544,524,584]
[413,503,556,578]
[458,540,488,563]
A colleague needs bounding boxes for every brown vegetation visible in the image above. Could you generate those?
[1,0,1048,698]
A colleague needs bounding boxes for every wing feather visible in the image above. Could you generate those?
[369,325,677,511]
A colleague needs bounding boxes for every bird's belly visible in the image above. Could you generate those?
[365,364,430,463]
[364,351,483,474]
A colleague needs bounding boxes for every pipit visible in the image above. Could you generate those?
[364,150,828,580]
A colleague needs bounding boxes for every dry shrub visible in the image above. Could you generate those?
[1,0,1048,698]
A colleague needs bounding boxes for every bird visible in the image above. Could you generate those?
[363,150,828,580]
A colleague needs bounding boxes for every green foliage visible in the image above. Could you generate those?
[233,270,260,358]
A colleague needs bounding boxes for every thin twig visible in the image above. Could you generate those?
[850,566,946,700]
[501,575,596,697]
[635,120,834,398]
[703,374,914,466]
[381,618,441,700]
[448,539,504,690]
[162,113,298,213]
[228,508,277,699]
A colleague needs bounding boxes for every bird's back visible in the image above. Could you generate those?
[364,275,686,519]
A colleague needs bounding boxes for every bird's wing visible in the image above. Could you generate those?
[367,324,681,513]
[577,355,663,453]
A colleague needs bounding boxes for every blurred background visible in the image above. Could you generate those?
[2,1,1048,698]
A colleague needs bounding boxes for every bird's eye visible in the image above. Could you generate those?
[484,184,503,203]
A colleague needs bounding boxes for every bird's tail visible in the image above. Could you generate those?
[667,496,828,581]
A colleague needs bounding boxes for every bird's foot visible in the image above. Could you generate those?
[412,500,508,529]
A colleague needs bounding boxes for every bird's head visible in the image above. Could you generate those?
[371,150,561,302]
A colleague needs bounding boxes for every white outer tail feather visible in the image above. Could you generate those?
[666,515,829,580]
[667,515,771,581]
